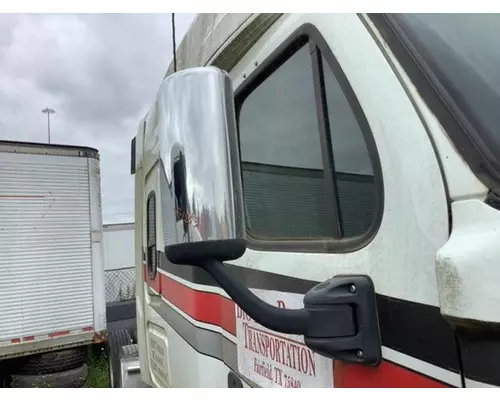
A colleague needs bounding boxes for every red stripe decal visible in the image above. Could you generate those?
[11,338,20,344]
[158,272,451,388]
[144,264,161,293]
[160,273,236,335]
[49,330,70,338]
[23,336,35,342]
[82,326,94,332]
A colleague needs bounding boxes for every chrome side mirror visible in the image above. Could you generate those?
[157,67,246,265]
[156,66,381,367]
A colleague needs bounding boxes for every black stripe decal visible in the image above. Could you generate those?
[159,253,460,374]
[458,331,500,387]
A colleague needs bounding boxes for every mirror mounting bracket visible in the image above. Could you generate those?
[199,258,382,367]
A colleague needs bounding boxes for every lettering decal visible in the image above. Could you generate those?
[235,290,334,388]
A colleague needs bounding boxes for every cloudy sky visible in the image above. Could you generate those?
[0,13,196,223]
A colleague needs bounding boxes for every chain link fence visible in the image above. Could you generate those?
[105,267,136,303]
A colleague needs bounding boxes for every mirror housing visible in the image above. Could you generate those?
[157,66,382,367]
[157,67,246,265]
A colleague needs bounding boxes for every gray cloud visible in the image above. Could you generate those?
[0,13,196,223]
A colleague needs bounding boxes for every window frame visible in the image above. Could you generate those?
[146,190,157,279]
[234,23,384,254]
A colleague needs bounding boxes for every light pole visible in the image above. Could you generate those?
[41,107,55,144]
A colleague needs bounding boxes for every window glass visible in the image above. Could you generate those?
[239,44,335,240]
[238,40,378,242]
[147,192,156,276]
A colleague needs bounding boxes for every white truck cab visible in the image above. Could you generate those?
[124,13,500,388]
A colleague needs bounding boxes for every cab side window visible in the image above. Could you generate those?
[146,191,157,278]
[237,34,380,246]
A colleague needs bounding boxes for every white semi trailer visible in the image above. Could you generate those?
[0,140,106,388]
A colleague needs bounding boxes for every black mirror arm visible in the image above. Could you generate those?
[203,259,309,334]
[200,259,382,366]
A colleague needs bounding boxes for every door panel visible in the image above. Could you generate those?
[141,13,462,388]
[225,13,461,387]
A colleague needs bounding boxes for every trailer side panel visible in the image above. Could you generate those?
[0,151,96,355]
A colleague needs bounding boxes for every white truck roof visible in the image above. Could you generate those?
[138,13,282,175]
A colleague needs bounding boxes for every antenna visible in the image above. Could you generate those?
[171,13,177,72]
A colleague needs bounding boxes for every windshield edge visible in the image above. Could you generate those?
[367,13,500,194]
